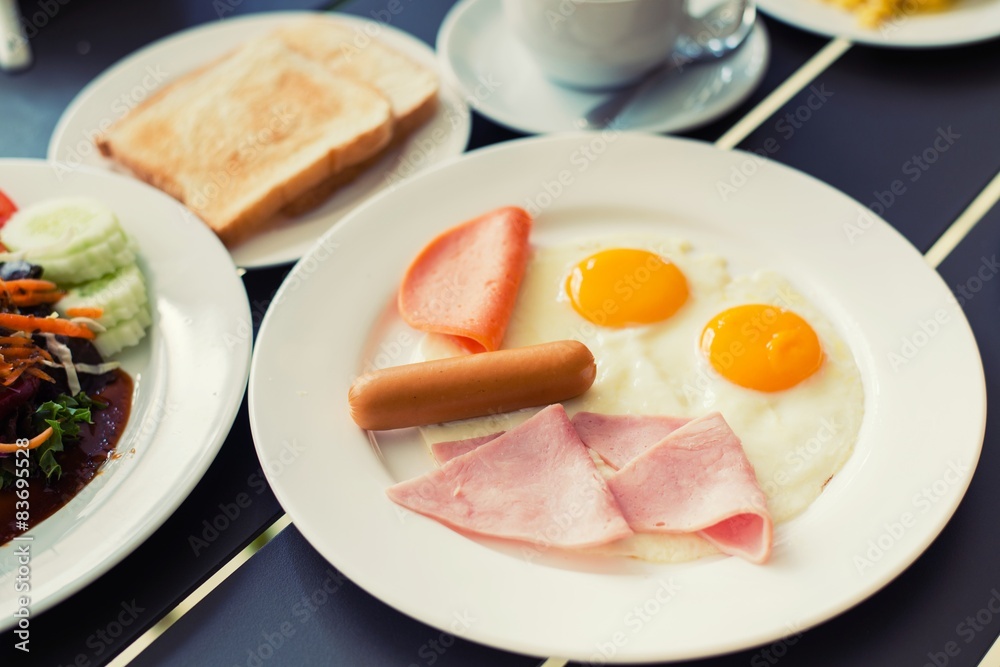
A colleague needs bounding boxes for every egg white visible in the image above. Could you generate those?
[417,235,864,562]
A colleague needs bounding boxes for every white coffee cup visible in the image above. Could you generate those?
[503,0,754,90]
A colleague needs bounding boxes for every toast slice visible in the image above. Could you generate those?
[279,119,421,218]
[273,18,439,137]
[273,19,440,219]
[97,37,393,247]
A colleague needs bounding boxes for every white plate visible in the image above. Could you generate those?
[758,0,1000,47]
[0,160,251,629]
[249,134,985,662]
[437,0,770,135]
[48,11,471,270]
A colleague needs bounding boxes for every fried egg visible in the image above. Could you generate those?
[417,235,865,562]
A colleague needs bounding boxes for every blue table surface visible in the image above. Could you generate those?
[1,0,999,665]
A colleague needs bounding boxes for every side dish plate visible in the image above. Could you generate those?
[0,160,251,630]
[249,134,984,662]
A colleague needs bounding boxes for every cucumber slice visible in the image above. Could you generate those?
[92,304,151,357]
[28,224,130,260]
[56,263,148,328]
[2,198,121,257]
[33,231,136,284]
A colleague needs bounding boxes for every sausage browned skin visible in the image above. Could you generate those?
[348,340,596,430]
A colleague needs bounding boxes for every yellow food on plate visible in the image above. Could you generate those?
[701,304,824,392]
[565,248,689,327]
[824,0,952,27]
[415,235,865,563]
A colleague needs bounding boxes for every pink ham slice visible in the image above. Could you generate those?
[430,432,504,464]
[430,412,689,468]
[388,405,632,548]
[571,412,691,470]
[606,412,773,564]
[397,206,532,353]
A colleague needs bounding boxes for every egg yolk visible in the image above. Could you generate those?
[565,248,688,327]
[701,304,824,392]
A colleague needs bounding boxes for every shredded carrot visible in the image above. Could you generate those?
[3,365,27,386]
[65,306,104,319]
[0,278,64,315]
[0,344,52,360]
[0,307,66,387]
[0,336,32,346]
[0,279,58,292]
[0,313,94,339]
[9,292,64,307]
[25,367,54,383]
[0,347,41,359]
[0,279,64,306]
[0,427,54,453]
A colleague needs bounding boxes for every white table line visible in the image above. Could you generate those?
[108,513,293,667]
[925,169,1000,269]
[978,631,1000,667]
[714,37,852,151]
[537,658,568,667]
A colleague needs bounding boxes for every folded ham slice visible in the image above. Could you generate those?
[571,412,690,470]
[606,412,773,563]
[429,411,689,469]
[430,432,504,464]
[397,206,532,352]
[388,405,632,548]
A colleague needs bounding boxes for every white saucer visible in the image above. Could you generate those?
[436,0,770,135]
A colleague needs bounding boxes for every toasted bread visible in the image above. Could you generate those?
[279,120,426,218]
[273,18,439,136]
[272,18,440,218]
[97,38,393,247]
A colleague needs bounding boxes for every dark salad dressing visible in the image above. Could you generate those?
[0,369,133,543]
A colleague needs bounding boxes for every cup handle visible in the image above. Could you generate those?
[675,0,756,65]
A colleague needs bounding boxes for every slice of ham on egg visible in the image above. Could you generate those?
[605,412,773,564]
[388,405,633,549]
[571,411,690,470]
[413,410,774,563]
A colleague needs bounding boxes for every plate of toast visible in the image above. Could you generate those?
[48,12,471,269]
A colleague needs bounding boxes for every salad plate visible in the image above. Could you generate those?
[249,134,984,662]
[48,11,471,270]
[0,160,251,629]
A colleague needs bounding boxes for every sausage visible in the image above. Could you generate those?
[348,340,596,430]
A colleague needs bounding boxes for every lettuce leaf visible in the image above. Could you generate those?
[32,392,105,481]
[0,392,106,490]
